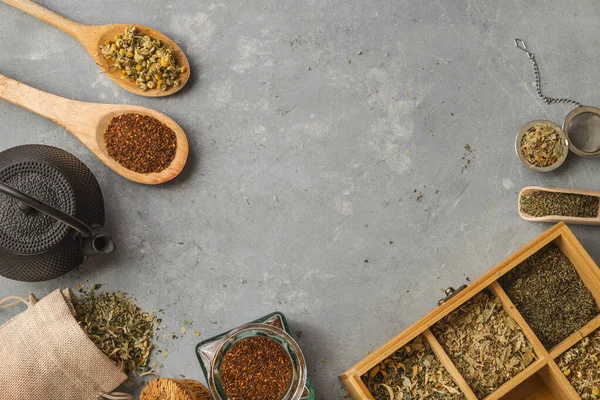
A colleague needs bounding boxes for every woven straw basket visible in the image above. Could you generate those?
[140,378,212,400]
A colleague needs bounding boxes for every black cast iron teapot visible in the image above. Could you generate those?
[0,144,114,282]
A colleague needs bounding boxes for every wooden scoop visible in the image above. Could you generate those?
[2,0,190,97]
[518,186,600,225]
[0,73,188,184]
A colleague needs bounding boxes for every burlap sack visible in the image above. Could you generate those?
[0,289,132,400]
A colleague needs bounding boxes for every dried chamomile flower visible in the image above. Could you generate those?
[362,336,464,399]
[558,329,600,399]
[100,26,185,92]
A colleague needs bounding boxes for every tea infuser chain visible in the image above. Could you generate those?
[515,39,582,108]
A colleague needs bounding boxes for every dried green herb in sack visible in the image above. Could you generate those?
[100,26,185,92]
[520,122,564,167]
[362,336,464,400]
[499,243,599,349]
[220,336,293,400]
[520,191,599,218]
[432,292,536,398]
[557,329,600,399]
[73,286,157,375]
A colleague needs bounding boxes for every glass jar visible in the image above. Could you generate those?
[196,313,314,400]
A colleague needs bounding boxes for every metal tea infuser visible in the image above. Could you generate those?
[515,39,600,170]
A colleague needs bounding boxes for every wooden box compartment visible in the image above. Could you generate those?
[340,223,600,399]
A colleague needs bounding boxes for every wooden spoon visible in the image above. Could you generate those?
[518,186,600,225]
[0,73,188,184]
[2,0,190,97]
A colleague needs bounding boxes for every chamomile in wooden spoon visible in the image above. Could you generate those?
[2,0,190,97]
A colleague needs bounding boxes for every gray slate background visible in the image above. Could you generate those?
[1,0,600,398]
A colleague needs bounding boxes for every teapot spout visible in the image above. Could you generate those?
[0,182,116,258]
[83,233,116,256]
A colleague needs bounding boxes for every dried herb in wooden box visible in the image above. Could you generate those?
[557,329,600,399]
[499,243,599,349]
[362,336,463,400]
[74,286,157,375]
[432,292,536,399]
[520,191,600,218]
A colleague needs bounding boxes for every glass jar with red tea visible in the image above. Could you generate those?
[197,323,309,400]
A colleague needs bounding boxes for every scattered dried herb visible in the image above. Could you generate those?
[520,122,564,167]
[362,336,464,400]
[104,113,177,173]
[73,287,157,375]
[220,336,293,400]
[499,243,599,349]
[100,26,185,92]
[558,329,600,399]
[432,292,536,398]
[461,144,473,172]
[520,191,599,218]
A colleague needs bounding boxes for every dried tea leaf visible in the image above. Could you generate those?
[402,376,411,388]
[520,122,564,167]
[443,384,459,394]
[520,191,599,218]
[379,383,394,400]
[370,365,381,380]
[432,292,536,398]
[558,329,600,399]
[73,287,157,376]
[362,336,464,399]
[499,243,599,349]
[521,349,535,369]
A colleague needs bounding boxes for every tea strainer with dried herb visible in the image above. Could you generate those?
[515,39,600,170]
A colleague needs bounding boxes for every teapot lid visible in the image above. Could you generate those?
[0,161,76,254]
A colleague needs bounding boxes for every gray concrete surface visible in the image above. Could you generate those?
[2,0,600,398]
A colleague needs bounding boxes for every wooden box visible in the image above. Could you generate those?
[340,223,600,400]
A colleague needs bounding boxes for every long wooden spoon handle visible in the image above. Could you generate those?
[0,73,78,125]
[2,0,85,37]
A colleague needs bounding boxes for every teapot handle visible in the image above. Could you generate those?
[0,181,92,236]
[0,182,115,254]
